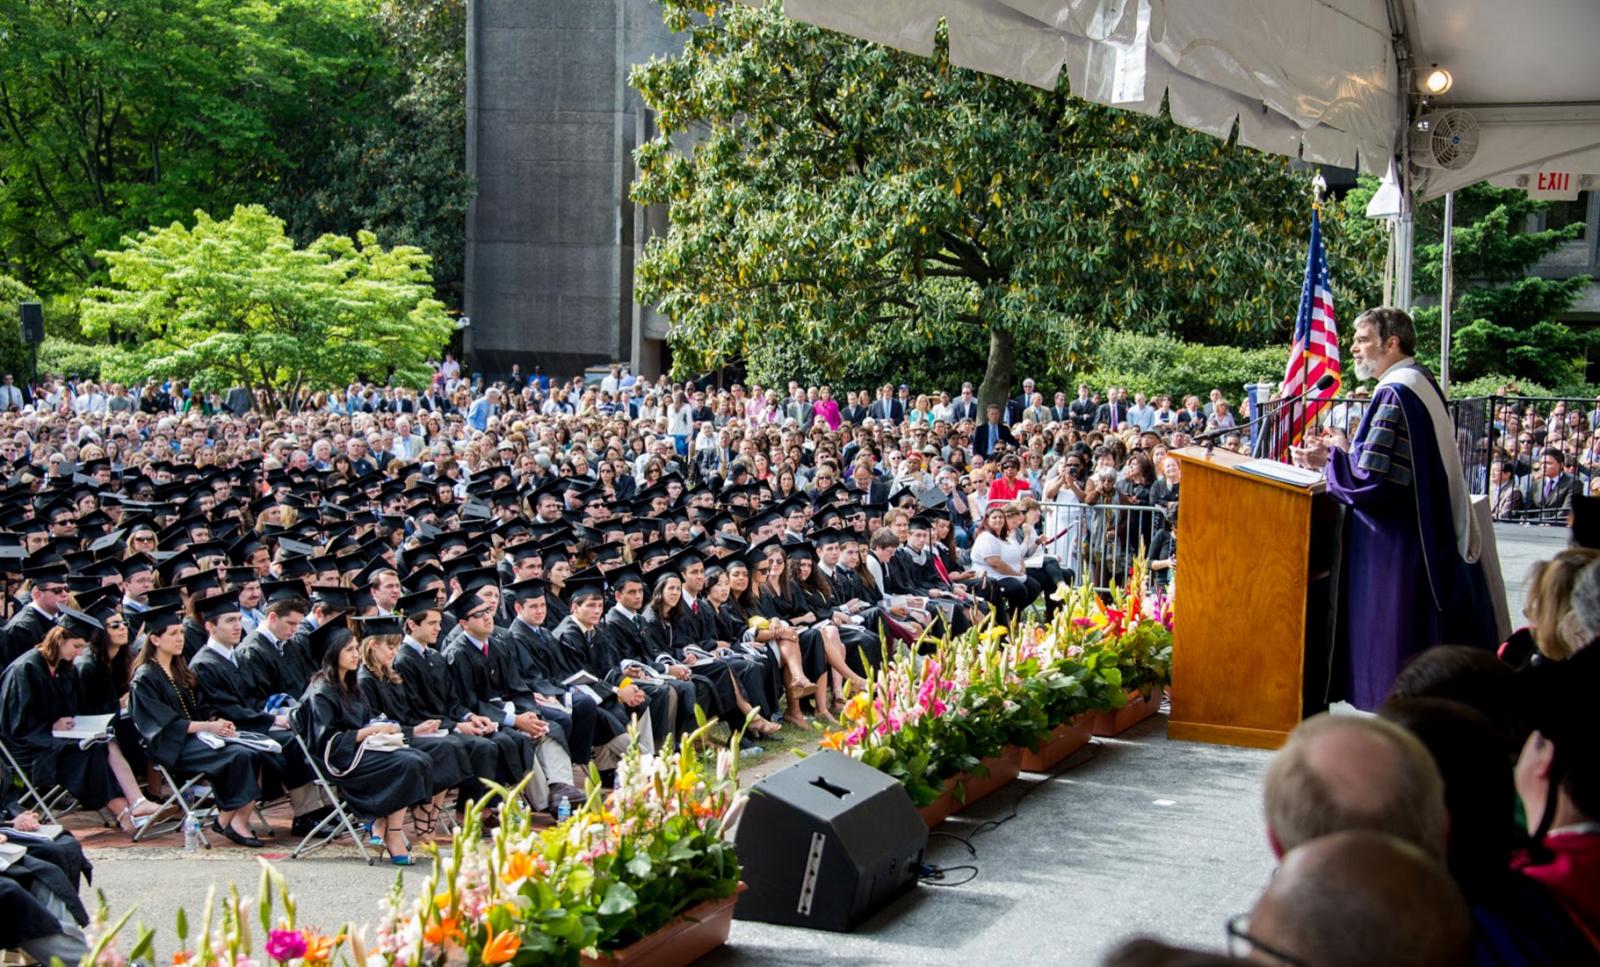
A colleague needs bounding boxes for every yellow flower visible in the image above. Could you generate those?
[819,730,846,751]
[980,626,1007,643]
[843,694,870,721]
[302,931,337,967]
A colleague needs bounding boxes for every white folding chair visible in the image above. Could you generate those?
[0,736,76,824]
[286,710,374,865]
[131,762,218,845]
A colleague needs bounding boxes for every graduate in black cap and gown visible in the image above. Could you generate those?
[353,613,472,835]
[297,616,433,865]
[127,604,274,847]
[0,609,157,831]
[394,591,532,809]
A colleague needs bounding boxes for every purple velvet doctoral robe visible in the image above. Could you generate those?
[1323,368,1496,710]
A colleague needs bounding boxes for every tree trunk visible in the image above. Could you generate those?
[977,325,1015,411]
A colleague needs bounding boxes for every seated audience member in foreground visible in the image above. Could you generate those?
[1244,831,1471,967]
[1381,695,1597,962]
[1263,713,1447,861]
[1513,643,1600,941]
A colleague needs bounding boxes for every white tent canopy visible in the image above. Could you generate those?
[753,0,1600,200]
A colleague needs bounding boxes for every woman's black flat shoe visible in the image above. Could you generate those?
[212,819,263,848]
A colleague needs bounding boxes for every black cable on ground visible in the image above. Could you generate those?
[968,739,1102,837]
[929,829,977,856]
[917,862,980,887]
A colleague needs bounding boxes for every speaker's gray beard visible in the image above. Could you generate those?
[1354,359,1378,381]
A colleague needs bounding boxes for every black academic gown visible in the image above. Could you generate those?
[0,761,92,891]
[181,619,207,661]
[236,629,317,701]
[356,667,471,792]
[1,606,54,666]
[0,650,115,809]
[437,634,545,774]
[763,588,829,680]
[190,646,309,789]
[297,679,432,817]
[541,618,634,741]
[73,648,146,773]
[716,603,783,717]
[652,607,739,720]
[600,609,695,739]
[127,665,267,810]
[392,641,521,792]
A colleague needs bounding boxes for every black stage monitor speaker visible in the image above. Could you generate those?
[19,303,44,345]
[733,750,927,931]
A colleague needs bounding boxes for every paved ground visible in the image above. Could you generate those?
[78,523,1562,964]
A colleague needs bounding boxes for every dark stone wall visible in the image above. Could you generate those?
[463,0,678,380]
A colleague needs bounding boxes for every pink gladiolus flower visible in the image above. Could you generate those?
[266,930,308,963]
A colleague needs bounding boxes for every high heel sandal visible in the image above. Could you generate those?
[117,801,153,833]
[411,803,439,838]
[383,830,415,866]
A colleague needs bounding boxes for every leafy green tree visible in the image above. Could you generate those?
[0,0,391,292]
[268,0,473,301]
[1411,184,1591,389]
[0,273,39,379]
[631,1,1368,405]
[81,205,453,409]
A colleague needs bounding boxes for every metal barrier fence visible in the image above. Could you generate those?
[1247,396,1371,461]
[1038,500,1167,592]
[1454,395,1596,526]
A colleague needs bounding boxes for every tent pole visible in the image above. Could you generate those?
[1440,191,1455,393]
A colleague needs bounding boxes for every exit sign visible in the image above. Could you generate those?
[1528,171,1584,201]
[1489,170,1592,201]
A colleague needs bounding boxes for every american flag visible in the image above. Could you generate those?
[1266,209,1341,461]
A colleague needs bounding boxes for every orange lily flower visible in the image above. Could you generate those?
[481,924,521,965]
[502,851,536,884]
[423,915,464,948]
[302,931,337,966]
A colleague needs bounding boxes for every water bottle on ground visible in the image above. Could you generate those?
[184,816,199,851]
[556,797,571,822]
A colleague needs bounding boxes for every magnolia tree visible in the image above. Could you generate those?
[631,1,1332,405]
[82,205,453,410]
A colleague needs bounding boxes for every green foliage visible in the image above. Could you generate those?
[1410,184,1591,389]
[0,0,394,294]
[632,1,1360,404]
[80,205,453,408]
[0,273,38,380]
[37,338,117,380]
[268,0,473,301]
[1449,373,1557,399]
[1074,331,1285,401]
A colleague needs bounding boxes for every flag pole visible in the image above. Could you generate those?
[1302,174,1327,453]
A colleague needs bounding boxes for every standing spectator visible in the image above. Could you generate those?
[1068,383,1096,432]
[1127,392,1154,430]
[949,383,980,423]
[1094,387,1126,430]
[1006,379,1036,425]
[972,403,1015,459]
[466,387,501,432]
[0,374,24,411]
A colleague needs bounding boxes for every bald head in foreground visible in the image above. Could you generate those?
[1263,712,1447,860]
[1249,830,1471,967]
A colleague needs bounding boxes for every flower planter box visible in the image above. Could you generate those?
[917,746,1023,828]
[1090,689,1163,737]
[1019,714,1095,772]
[582,883,747,967]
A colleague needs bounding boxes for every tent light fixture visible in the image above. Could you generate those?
[1420,65,1453,96]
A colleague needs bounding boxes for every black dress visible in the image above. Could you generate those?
[127,665,268,811]
[765,588,830,680]
[298,679,432,817]
[0,650,116,810]
[391,641,518,795]
[74,648,146,773]
[356,667,472,793]
[716,603,783,717]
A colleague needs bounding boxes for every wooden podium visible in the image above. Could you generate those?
[1167,446,1340,749]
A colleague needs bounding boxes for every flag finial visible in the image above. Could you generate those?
[1311,172,1328,210]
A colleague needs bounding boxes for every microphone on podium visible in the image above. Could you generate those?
[1194,373,1338,453]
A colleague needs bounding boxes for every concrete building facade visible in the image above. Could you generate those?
[463,0,676,380]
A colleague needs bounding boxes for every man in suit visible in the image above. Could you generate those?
[949,382,980,424]
[1069,383,1097,432]
[1095,387,1127,430]
[973,403,1017,459]
[1049,391,1072,424]
[1006,378,1035,426]
[1487,458,1525,521]
[600,574,695,741]
[0,374,24,412]
[1525,448,1576,519]
[846,463,891,507]
[866,384,904,425]
[502,580,603,775]
[839,390,868,426]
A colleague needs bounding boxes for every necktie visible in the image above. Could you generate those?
[691,599,700,615]
[633,614,643,633]
[1546,479,1555,499]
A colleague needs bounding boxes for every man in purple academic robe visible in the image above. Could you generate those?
[1294,307,1504,710]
